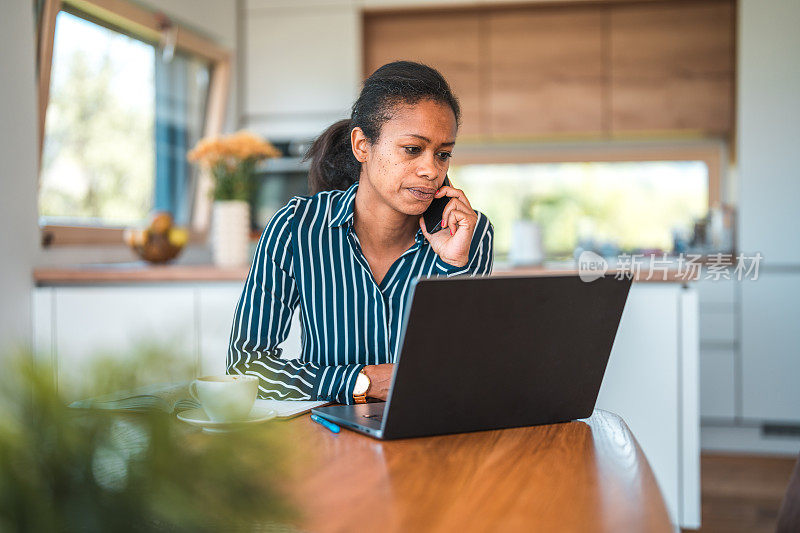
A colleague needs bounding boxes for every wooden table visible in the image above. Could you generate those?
[287,409,672,533]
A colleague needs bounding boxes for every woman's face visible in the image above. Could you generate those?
[352,99,457,216]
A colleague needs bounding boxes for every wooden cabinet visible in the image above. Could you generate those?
[362,0,734,139]
[487,6,605,137]
[363,11,484,137]
[610,0,735,134]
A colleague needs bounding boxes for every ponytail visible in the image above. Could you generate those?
[305,60,461,195]
[304,119,360,195]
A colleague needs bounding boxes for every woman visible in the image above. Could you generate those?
[226,60,494,405]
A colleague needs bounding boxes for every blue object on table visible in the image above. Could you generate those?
[310,414,340,433]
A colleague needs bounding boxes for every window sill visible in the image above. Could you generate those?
[41,225,207,248]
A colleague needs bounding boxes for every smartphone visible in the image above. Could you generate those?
[423,175,451,234]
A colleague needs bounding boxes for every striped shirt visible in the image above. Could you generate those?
[226,180,494,405]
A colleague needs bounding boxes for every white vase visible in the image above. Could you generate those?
[509,220,544,266]
[211,200,251,267]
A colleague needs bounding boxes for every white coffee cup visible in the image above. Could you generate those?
[189,375,259,422]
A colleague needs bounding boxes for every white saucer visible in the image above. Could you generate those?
[177,405,277,433]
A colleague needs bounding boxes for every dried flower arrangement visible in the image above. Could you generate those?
[187,131,282,202]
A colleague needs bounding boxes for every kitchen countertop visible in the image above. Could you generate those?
[33,262,694,285]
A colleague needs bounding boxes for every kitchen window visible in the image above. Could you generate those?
[36,0,230,246]
[450,142,726,264]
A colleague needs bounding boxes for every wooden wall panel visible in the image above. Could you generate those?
[487,6,605,137]
[363,12,483,137]
[610,1,734,134]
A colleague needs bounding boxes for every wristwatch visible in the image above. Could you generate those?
[353,369,370,404]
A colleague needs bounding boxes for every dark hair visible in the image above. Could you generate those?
[303,60,461,194]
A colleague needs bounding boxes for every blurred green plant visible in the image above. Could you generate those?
[0,346,297,532]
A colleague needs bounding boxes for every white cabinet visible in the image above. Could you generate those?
[700,347,736,419]
[737,0,800,265]
[197,284,304,376]
[32,284,307,401]
[51,287,196,401]
[694,277,738,422]
[243,1,361,138]
[197,285,241,376]
[741,271,800,422]
[596,283,699,529]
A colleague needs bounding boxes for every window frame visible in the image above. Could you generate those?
[36,0,230,247]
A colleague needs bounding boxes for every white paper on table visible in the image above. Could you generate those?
[254,399,330,418]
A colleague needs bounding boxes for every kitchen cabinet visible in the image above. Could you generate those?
[596,283,699,529]
[700,347,736,419]
[32,284,305,401]
[197,285,303,376]
[197,285,241,376]
[360,0,735,139]
[609,0,735,134]
[363,10,483,137]
[487,5,605,137]
[699,310,736,345]
[50,287,196,401]
[695,277,738,422]
[243,1,361,139]
[741,271,800,423]
[737,0,800,265]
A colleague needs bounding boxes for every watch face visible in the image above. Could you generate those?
[353,372,370,396]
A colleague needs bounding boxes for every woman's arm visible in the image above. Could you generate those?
[226,198,365,404]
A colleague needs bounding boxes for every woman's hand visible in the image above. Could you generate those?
[419,185,478,268]
[362,363,394,401]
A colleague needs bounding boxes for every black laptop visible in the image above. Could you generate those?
[312,274,632,440]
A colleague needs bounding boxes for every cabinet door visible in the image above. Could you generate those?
[198,285,303,377]
[54,287,196,401]
[610,1,734,134]
[596,284,681,525]
[488,5,605,137]
[700,347,736,420]
[244,6,360,137]
[363,11,483,137]
[737,0,800,265]
[742,272,800,422]
[198,285,242,376]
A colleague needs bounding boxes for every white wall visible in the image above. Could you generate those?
[0,1,39,350]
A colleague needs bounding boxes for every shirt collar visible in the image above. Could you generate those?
[327,180,428,246]
[328,180,360,228]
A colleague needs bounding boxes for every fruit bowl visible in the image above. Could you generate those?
[124,213,189,264]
